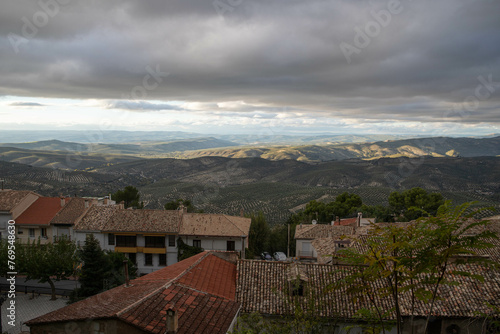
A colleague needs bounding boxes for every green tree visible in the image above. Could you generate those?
[112,185,143,209]
[75,234,111,299]
[268,224,288,255]
[360,204,394,223]
[105,251,137,288]
[332,192,363,218]
[335,201,498,334]
[248,212,270,256]
[20,236,77,300]
[388,187,444,221]
[302,193,363,223]
[164,198,201,212]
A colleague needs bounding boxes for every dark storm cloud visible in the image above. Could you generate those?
[0,0,499,123]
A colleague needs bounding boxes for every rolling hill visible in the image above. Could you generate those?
[172,136,500,162]
[4,155,495,223]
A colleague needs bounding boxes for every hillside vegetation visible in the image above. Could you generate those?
[1,136,499,169]
[2,156,498,223]
[173,136,500,162]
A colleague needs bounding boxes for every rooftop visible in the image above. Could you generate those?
[75,207,251,237]
[50,197,90,225]
[16,197,68,225]
[0,190,39,212]
[236,260,500,320]
[179,213,251,237]
[294,224,354,240]
[27,251,240,334]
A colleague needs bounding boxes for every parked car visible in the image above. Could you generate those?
[260,251,272,261]
[273,252,287,261]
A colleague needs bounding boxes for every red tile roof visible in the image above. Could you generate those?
[177,252,237,300]
[16,197,68,225]
[27,252,240,334]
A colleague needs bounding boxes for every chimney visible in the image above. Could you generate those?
[123,260,130,287]
[60,196,65,207]
[240,209,244,217]
[166,308,178,334]
[84,199,89,208]
[336,216,340,225]
[119,201,125,209]
[357,212,362,227]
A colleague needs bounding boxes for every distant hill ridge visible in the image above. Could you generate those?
[0,136,499,168]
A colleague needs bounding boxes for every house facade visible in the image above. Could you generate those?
[294,223,354,260]
[73,206,251,275]
[0,190,40,239]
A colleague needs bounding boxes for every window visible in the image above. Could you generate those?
[108,234,115,245]
[159,254,167,266]
[193,240,201,248]
[227,240,235,251]
[145,236,165,248]
[17,229,23,235]
[168,235,176,247]
[41,228,47,238]
[128,253,136,264]
[145,253,153,266]
[116,235,137,247]
[29,228,35,238]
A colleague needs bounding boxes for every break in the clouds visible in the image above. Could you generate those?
[0,0,499,134]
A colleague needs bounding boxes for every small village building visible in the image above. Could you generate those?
[294,224,354,260]
[50,197,94,242]
[26,251,241,334]
[73,205,251,275]
[15,197,69,244]
[0,190,40,239]
[236,259,500,333]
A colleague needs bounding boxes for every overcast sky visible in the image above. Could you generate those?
[1,0,499,136]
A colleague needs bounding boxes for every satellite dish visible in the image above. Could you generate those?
[312,220,317,225]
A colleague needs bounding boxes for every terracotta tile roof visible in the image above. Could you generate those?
[16,197,67,226]
[180,213,251,237]
[335,217,357,226]
[50,197,89,225]
[294,224,354,240]
[75,207,181,233]
[74,205,120,231]
[27,252,240,334]
[75,207,250,237]
[176,251,237,300]
[237,260,390,318]
[314,219,500,264]
[121,284,239,334]
[106,209,180,233]
[0,190,39,212]
[136,251,208,283]
[236,260,500,320]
